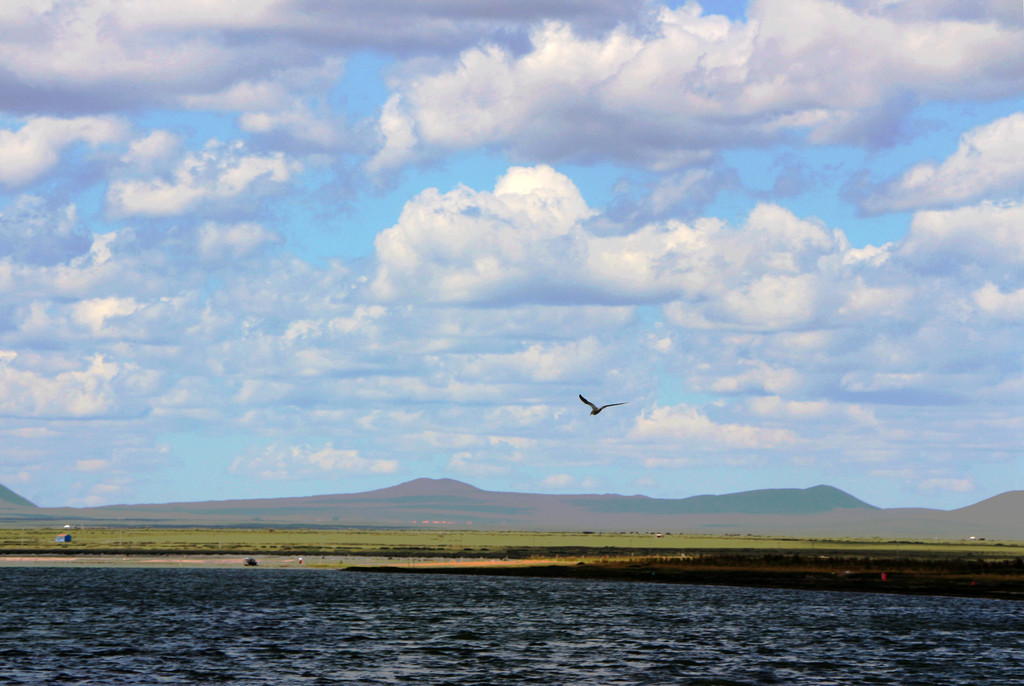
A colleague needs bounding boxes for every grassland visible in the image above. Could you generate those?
[2,526,1022,559]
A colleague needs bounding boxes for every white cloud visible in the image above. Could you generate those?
[720,274,823,330]
[370,1,1024,170]
[862,112,1024,212]
[973,283,1024,318]
[899,201,1024,267]
[838,277,914,319]
[71,297,139,336]
[188,60,349,147]
[371,165,593,303]
[710,362,802,395]
[0,116,126,186]
[0,0,638,130]
[0,1,286,113]
[373,166,849,315]
[630,404,798,448]
[919,477,975,493]
[198,222,281,261]
[67,477,134,508]
[76,459,110,472]
[840,371,928,393]
[747,396,831,418]
[240,106,344,147]
[0,353,121,418]
[0,468,32,485]
[842,1,1023,26]
[447,452,512,478]
[120,131,183,172]
[229,442,399,480]
[107,140,301,217]
[540,473,575,490]
[181,76,295,113]
[460,337,604,383]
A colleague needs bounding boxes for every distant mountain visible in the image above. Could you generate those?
[0,478,877,527]
[571,485,877,516]
[0,483,36,508]
[370,477,485,498]
[1,479,1021,540]
[951,491,1024,524]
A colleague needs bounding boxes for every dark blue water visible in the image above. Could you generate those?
[1,568,1021,685]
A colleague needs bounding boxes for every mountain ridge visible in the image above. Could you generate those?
[1,479,1021,539]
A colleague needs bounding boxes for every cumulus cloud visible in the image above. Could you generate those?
[369,1,1024,171]
[837,0,1022,27]
[0,116,126,186]
[899,201,1024,269]
[107,139,301,217]
[371,165,594,303]
[973,283,1024,319]
[0,1,316,117]
[373,165,849,323]
[229,442,399,480]
[0,353,121,418]
[459,337,605,383]
[71,297,139,336]
[0,0,638,130]
[186,60,352,149]
[861,113,1024,212]
[120,131,183,173]
[631,404,798,448]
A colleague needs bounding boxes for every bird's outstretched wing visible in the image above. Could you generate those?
[580,394,628,414]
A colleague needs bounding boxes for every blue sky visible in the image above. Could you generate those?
[1,0,1023,511]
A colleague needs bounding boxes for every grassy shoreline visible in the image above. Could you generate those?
[3,527,1022,600]
[3,551,1022,601]
[351,553,1024,601]
[3,527,1022,557]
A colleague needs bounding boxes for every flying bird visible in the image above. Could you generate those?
[579,394,628,415]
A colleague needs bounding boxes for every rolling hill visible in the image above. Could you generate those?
[0,483,36,508]
[0,478,1020,539]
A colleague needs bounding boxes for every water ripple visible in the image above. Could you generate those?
[0,568,1021,684]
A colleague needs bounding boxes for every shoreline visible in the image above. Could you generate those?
[0,554,570,570]
[3,554,1023,601]
[348,561,1024,602]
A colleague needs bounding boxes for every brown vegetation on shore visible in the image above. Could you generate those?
[349,553,1024,601]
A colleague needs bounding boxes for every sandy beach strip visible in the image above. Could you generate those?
[1,555,277,568]
[0,555,572,569]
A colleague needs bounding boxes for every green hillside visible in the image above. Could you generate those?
[576,485,878,515]
[0,484,36,508]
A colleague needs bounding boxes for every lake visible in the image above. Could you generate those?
[1,567,1021,684]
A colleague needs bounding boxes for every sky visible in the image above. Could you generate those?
[1,0,1023,511]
